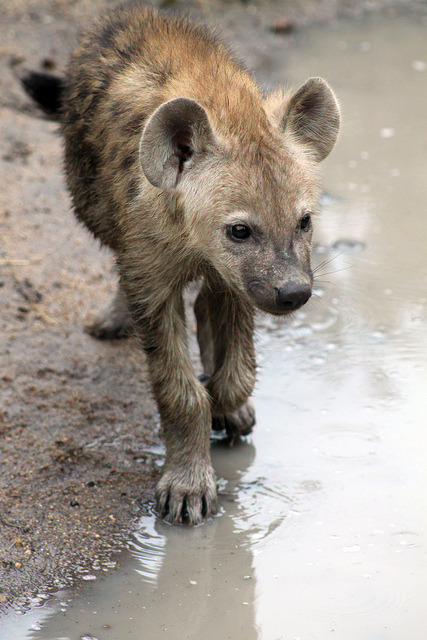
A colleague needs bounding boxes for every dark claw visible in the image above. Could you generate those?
[162,490,170,518]
[181,495,189,524]
[201,495,207,518]
[212,414,226,432]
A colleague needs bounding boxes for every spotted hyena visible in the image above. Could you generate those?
[22,5,340,524]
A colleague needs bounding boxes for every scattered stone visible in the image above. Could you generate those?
[14,278,43,304]
[2,140,34,162]
[9,54,25,66]
[41,56,57,70]
[269,18,297,34]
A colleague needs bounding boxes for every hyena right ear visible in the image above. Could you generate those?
[139,98,217,189]
[265,78,340,162]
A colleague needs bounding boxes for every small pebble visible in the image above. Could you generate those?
[380,127,395,138]
[270,18,296,34]
[412,60,426,71]
[9,54,25,66]
[41,56,57,70]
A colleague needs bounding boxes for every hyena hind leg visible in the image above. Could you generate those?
[86,285,133,340]
[194,285,256,441]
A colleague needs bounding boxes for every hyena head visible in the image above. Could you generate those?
[139,78,340,315]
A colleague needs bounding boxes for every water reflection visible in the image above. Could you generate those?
[30,441,260,640]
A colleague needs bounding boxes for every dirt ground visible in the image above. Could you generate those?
[0,0,423,614]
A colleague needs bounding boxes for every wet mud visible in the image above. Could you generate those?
[1,0,426,635]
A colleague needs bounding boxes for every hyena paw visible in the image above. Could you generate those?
[156,462,218,525]
[85,310,133,340]
[212,399,256,440]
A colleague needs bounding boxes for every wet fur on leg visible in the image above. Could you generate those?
[195,282,257,441]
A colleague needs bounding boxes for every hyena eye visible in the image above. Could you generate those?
[228,224,252,242]
[299,213,311,231]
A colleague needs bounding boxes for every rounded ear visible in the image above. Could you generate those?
[139,97,217,189]
[280,78,340,162]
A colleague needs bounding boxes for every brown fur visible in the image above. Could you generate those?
[35,5,340,524]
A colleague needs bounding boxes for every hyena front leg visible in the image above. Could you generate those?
[194,282,256,441]
[126,283,217,524]
[86,283,133,340]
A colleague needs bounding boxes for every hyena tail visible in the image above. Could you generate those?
[21,71,64,117]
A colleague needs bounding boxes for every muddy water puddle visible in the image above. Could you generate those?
[2,11,426,640]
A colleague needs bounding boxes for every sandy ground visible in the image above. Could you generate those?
[0,0,423,614]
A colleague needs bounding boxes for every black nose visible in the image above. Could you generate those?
[276,282,312,311]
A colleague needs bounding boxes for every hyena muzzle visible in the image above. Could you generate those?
[22,5,340,524]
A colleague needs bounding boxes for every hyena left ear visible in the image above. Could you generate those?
[139,97,217,189]
[270,78,340,162]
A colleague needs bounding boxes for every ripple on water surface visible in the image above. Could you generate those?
[293,572,409,621]
[232,477,294,544]
[130,513,166,584]
[313,427,380,461]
